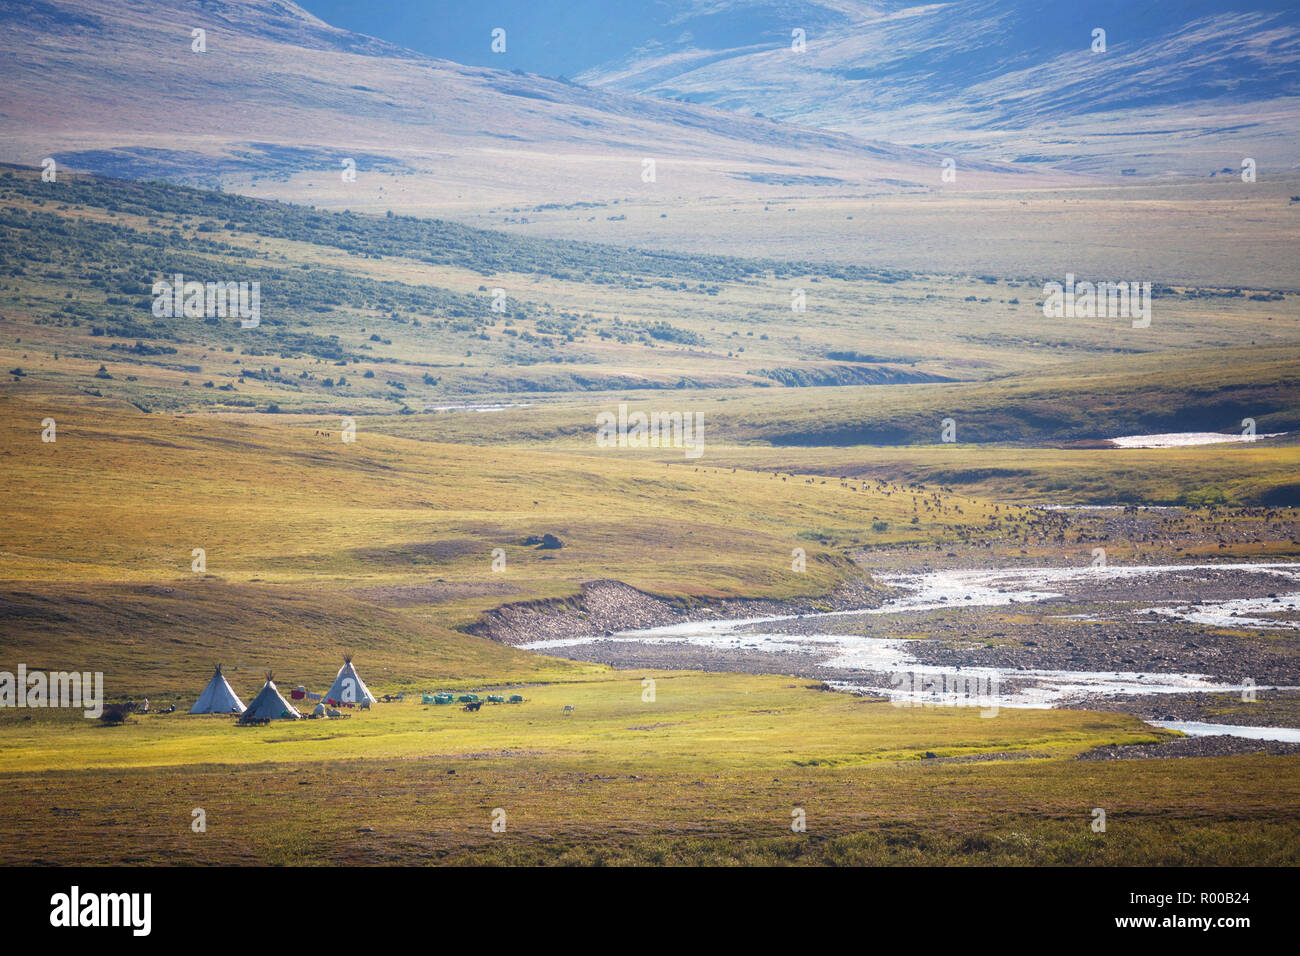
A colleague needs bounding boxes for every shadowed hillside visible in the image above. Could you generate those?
[578,0,1300,177]
[3,167,1296,424]
[0,0,1045,210]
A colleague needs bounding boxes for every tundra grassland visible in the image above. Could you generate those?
[3,169,1298,426]
[364,348,1300,455]
[1,169,1298,867]
[0,392,993,694]
[452,177,1300,293]
[1,393,1298,865]
[2,675,1297,866]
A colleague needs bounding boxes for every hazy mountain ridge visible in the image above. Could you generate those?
[0,0,1046,206]
[577,0,1300,175]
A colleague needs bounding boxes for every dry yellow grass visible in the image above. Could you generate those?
[0,393,1004,600]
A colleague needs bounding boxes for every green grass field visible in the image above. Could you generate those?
[0,673,1164,775]
[1,698,1293,865]
[1,168,1298,866]
[0,392,1297,865]
[5,673,1296,866]
[3,168,1297,443]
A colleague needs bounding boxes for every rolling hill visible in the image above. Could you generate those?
[3,166,1297,427]
[0,0,1046,216]
[576,0,1300,177]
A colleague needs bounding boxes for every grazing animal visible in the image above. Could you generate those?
[563,705,575,715]
[99,703,131,725]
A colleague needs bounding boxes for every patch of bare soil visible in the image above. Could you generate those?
[1078,735,1300,760]
[466,577,887,645]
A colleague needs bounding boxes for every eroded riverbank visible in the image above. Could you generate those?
[485,558,1300,757]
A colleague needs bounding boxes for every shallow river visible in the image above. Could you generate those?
[521,562,1300,738]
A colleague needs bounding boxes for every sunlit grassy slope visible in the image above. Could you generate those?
[0,674,1161,775]
[1,166,1297,867]
[3,167,1297,442]
[0,395,1000,592]
[10,391,1287,866]
[651,441,1300,509]
[2,385,1296,705]
[357,346,1300,450]
[0,391,1017,698]
[0,686,1295,865]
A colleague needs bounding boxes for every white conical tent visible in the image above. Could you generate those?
[239,673,301,721]
[325,655,377,705]
[190,664,246,714]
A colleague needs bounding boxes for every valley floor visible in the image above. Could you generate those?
[0,397,1296,866]
[2,668,1297,866]
[6,751,1297,866]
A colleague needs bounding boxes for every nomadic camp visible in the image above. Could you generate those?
[189,664,246,715]
[238,672,302,722]
[325,654,377,705]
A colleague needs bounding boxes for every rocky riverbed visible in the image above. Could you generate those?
[467,577,889,645]
[471,548,1300,759]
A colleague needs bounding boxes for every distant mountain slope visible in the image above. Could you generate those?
[0,0,1051,218]
[577,0,1300,176]
[4,166,1296,423]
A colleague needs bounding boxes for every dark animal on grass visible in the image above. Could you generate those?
[99,703,134,725]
